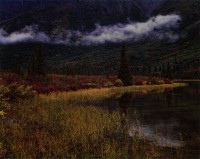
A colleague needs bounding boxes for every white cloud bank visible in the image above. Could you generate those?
[0,14,181,45]
[0,25,50,44]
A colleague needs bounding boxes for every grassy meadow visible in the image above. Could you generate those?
[0,83,187,158]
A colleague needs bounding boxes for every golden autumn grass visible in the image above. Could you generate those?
[0,83,187,159]
[40,83,186,104]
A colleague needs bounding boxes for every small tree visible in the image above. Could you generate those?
[166,62,172,79]
[27,52,37,78]
[148,66,152,75]
[162,62,166,76]
[154,66,158,73]
[118,42,132,86]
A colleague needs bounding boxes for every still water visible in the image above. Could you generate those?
[105,82,200,158]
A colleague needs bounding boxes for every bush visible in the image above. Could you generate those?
[152,80,165,85]
[31,83,60,94]
[0,72,21,85]
[86,83,98,89]
[0,84,37,102]
[0,110,6,118]
[0,85,9,95]
[114,79,124,87]
[104,81,114,88]
[134,80,147,85]
[164,78,173,84]
[148,78,165,85]
[0,85,9,104]
[157,80,165,85]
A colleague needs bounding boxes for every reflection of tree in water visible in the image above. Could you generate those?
[118,93,133,116]
[165,89,174,107]
[117,92,135,158]
[118,93,133,135]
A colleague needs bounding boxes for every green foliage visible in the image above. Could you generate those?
[0,85,9,98]
[0,84,37,102]
[0,85,9,106]
[0,110,6,118]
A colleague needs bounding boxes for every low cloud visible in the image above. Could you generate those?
[80,14,181,45]
[0,25,50,44]
[0,14,181,45]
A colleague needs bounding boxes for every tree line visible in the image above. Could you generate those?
[25,42,200,82]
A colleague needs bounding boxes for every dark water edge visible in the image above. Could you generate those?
[102,82,200,158]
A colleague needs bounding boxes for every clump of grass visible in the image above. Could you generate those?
[1,100,149,158]
[0,100,166,158]
[0,100,120,158]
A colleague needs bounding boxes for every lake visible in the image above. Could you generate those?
[104,82,200,158]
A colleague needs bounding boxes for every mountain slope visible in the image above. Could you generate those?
[0,0,149,32]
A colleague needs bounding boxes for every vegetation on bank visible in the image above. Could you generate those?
[0,83,187,158]
[0,71,174,94]
[174,79,200,82]
[40,83,186,105]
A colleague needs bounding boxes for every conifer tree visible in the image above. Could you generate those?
[35,44,46,78]
[27,44,46,79]
[118,42,132,86]
[162,62,166,76]
[154,66,158,73]
[27,52,37,78]
[148,66,151,74]
[167,62,172,78]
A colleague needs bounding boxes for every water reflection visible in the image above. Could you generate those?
[118,93,132,116]
[116,82,200,158]
[118,93,132,135]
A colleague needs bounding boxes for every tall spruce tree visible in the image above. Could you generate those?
[118,42,133,86]
[27,44,46,79]
[36,44,46,78]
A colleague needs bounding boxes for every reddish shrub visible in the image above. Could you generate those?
[0,72,174,94]
[164,78,173,84]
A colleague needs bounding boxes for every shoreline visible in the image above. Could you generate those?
[174,79,200,82]
[40,83,187,101]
